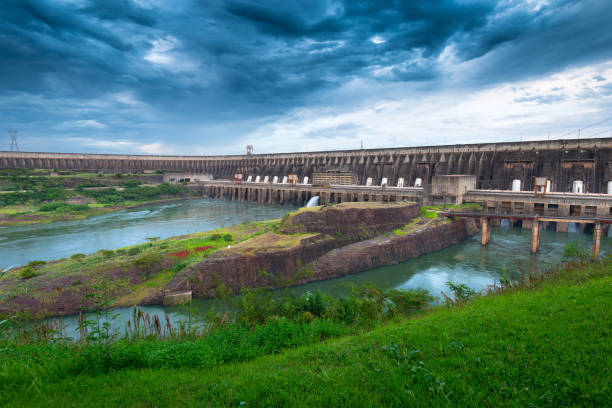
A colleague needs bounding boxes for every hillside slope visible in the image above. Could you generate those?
[2,260,610,407]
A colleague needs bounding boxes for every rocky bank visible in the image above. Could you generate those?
[164,202,477,304]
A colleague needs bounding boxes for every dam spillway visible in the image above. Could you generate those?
[2,137,612,193]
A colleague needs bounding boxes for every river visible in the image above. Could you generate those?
[1,199,608,337]
[0,199,295,269]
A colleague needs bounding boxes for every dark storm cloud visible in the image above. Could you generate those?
[1,0,611,152]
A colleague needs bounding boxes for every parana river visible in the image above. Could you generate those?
[1,198,609,335]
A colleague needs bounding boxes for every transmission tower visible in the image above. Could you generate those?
[7,130,19,151]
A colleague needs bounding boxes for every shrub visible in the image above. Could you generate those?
[133,253,162,272]
[19,267,37,279]
[71,253,86,260]
[38,202,89,212]
[223,234,233,243]
[38,202,67,212]
[27,260,46,268]
[122,180,142,188]
[563,241,589,262]
[444,281,478,305]
[127,247,142,256]
[98,249,115,258]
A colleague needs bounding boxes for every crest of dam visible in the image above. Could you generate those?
[2,137,612,193]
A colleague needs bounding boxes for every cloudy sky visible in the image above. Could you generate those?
[1,0,612,155]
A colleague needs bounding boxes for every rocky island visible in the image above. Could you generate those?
[0,202,478,317]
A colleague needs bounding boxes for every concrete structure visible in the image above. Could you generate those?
[2,137,612,193]
[162,173,212,183]
[445,212,609,259]
[426,175,476,205]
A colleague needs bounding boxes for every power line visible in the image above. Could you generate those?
[583,127,612,139]
[7,130,19,151]
[552,116,612,140]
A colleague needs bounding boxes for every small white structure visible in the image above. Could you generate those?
[414,178,422,187]
[381,177,388,187]
[246,175,253,183]
[255,175,261,183]
[572,180,584,193]
[263,176,269,183]
[608,181,612,194]
[164,173,213,183]
[366,177,373,186]
[546,180,551,193]
[282,176,288,184]
[397,178,404,188]
[273,176,279,184]
[511,179,521,192]
[303,176,309,184]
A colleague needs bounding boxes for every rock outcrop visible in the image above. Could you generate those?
[165,202,477,301]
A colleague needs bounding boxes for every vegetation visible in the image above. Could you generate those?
[0,168,198,226]
[0,220,280,315]
[0,250,609,407]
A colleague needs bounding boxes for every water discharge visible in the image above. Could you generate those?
[305,196,320,207]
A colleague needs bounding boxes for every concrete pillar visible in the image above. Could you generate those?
[592,222,602,259]
[531,217,540,253]
[481,217,491,246]
[556,204,570,233]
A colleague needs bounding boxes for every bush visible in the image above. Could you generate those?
[19,267,38,279]
[38,202,89,212]
[81,183,189,205]
[563,241,589,262]
[133,253,162,279]
[122,180,142,188]
[444,281,478,305]
[71,253,86,260]
[127,247,142,256]
[27,260,46,268]
[98,249,115,258]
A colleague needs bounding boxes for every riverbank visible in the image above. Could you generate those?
[0,186,200,226]
[0,254,609,407]
[0,202,478,317]
[0,169,200,226]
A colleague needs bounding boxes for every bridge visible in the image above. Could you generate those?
[2,137,612,193]
[442,212,609,259]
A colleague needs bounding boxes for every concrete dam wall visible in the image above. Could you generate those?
[2,137,612,193]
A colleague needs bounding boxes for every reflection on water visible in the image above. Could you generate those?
[54,224,610,339]
[0,199,295,269]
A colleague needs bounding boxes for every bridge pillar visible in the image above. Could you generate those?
[530,216,540,253]
[592,222,602,259]
[480,217,491,246]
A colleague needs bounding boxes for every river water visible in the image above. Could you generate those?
[1,199,608,337]
[0,199,294,269]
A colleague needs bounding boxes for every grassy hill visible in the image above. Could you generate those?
[0,257,610,407]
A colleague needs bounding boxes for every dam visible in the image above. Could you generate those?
[2,137,612,193]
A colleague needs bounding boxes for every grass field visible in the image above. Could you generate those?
[0,257,609,407]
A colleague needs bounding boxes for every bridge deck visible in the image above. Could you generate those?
[442,212,612,224]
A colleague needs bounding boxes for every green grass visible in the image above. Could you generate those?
[0,221,282,313]
[0,259,609,407]
[0,171,198,226]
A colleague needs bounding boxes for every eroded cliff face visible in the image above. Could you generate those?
[166,217,478,299]
[280,202,420,237]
